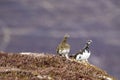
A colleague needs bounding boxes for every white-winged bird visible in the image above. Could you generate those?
[56,34,70,59]
[75,40,92,61]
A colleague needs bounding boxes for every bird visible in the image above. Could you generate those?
[75,40,92,61]
[56,34,70,59]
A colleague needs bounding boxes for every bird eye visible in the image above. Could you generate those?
[79,56,81,59]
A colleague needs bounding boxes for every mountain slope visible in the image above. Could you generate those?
[0,52,115,80]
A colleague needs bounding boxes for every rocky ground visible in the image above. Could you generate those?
[0,52,115,80]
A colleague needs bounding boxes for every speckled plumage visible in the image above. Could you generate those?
[56,34,70,59]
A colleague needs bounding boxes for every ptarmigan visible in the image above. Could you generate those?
[75,40,92,61]
[56,34,70,59]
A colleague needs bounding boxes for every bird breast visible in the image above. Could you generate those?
[59,49,70,54]
[76,50,91,60]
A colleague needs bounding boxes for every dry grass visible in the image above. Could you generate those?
[0,52,115,80]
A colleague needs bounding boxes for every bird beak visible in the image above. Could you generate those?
[89,40,92,43]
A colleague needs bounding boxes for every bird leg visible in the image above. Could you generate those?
[65,54,69,59]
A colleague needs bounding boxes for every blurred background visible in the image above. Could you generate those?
[0,0,120,79]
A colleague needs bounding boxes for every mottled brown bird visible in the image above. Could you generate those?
[75,40,92,61]
[56,34,70,59]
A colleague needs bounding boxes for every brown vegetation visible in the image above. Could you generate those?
[0,52,115,80]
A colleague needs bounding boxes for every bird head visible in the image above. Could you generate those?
[87,40,92,45]
[64,34,70,38]
[62,34,70,43]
